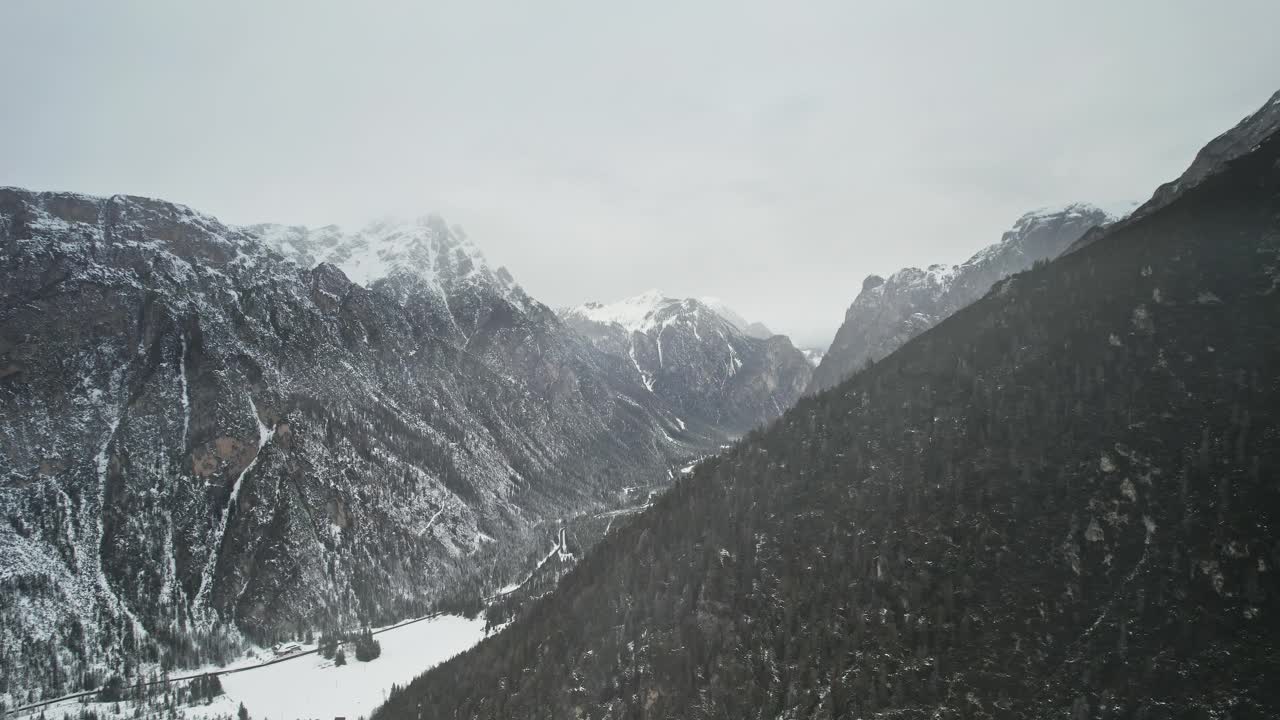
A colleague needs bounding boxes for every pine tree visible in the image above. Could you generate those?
[355,628,382,661]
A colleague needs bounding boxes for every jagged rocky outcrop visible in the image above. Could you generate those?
[809,204,1109,392]
[0,193,709,703]
[561,291,812,434]
[375,96,1280,720]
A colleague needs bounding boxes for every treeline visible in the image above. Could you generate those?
[318,626,382,666]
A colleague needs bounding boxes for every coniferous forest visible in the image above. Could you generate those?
[373,122,1280,719]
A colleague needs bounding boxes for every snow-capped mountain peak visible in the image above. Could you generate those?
[567,291,774,341]
[561,291,811,432]
[568,289,675,334]
[248,215,522,302]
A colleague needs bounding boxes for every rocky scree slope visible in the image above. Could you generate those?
[562,291,812,435]
[809,204,1109,393]
[0,193,706,704]
[375,121,1280,718]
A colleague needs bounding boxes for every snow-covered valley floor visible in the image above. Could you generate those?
[21,614,489,720]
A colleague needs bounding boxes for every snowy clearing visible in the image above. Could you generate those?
[21,615,487,720]
[193,615,486,720]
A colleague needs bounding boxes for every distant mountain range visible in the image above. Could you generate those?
[799,347,824,367]
[561,291,811,434]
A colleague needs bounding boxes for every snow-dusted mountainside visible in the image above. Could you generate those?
[0,189,709,704]
[561,291,811,434]
[248,217,531,320]
[809,203,1110,392]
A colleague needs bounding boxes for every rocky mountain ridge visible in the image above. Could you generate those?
[1065,88,1280,255]
[247,217,533,336]
[809,203,1110,392]
[561,291,812,434]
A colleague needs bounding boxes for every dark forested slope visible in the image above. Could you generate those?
[375,126,1280,719]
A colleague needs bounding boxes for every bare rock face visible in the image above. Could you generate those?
[809,204,1109,392]
[0,189,708,701]
[561,291,812,435]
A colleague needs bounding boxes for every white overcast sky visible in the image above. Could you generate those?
[3,2,1279,346]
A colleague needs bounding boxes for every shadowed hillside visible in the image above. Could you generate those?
[375,115,1280,720]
